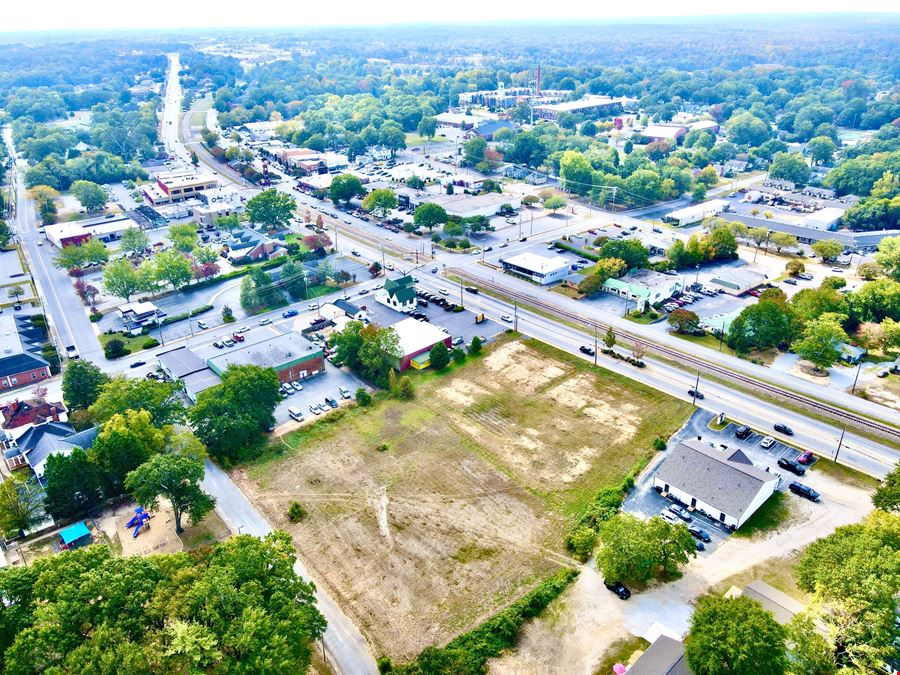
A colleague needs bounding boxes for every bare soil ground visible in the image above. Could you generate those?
[97,499,183,557]
[234,339,692,660]
[490,470,873,675]
[857,376,900,412]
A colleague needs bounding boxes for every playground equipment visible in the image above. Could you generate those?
[125,507,151,539]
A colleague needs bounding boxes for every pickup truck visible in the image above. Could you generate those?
[65,345,80,359]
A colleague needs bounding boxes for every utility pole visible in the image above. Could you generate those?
[691,371,700,406]
[459,277,464,309]
[851,361,863,393]
[834,428,845,464]
[593,325,598,366]
[513,300,518,332]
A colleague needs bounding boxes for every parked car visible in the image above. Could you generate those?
[130,360,146,368]
[579,345,595,356]
[774,423,794,435]
[778,457,806,475]
[660,510,681,525]
[359,288,369,295]
[213,341,225,349]
[280,384,294,396]
[452,336,464,346]
[223,339,235,347]
[797,451,814,465]
[789,482,821,502]
[760,436,776,449]
[232,333,245,342]
[308,303,319,310]
[438,288,449,295]
[783,278,797,286]
[734,425,752,439]
[339,387,352,399]
[667,504,692,522]
[283,309,299,318]
[291,381,304,392]
[309,404,322,415]
[288,406,304,422]
[324,397,339,409]
[687,388,704,400]
[604,580,631,600]
[797,273,813,280]
[235,326,250,333]
[688,525,711,542]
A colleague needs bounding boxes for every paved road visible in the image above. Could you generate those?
[3,126,104,363]
[201,460,378,675]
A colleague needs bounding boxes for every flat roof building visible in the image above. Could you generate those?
[534,95,633,121]
[143,171,218,205]
[802,207,846,231]
[205,331,324,384]
[500,252,570,285]
[435,112,479,129]
[642,124,688,143]
[709,268,767,296]
[157,345,221,402]
[45,215,140,248]
[0,313,51,393]
[664,199,729,227]
[602,269,681,311]
[653,439,779,529]
[390,317,452,371]
[422,192,519,219]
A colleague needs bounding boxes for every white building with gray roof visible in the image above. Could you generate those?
[652,439,779,529]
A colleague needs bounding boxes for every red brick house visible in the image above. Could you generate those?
[1,399,66,430]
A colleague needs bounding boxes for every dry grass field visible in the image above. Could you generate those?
[234,337,692,660]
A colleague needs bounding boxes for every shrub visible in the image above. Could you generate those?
[653,437,668,451]
[104,338,129,359]
[452,347,466,364]
[377,656,394,673]
[396,376,415,400]
[566,525,598,561]
[451,305,464,312]
[89,312,103,322]
[142,338,160,349]
[468,336,483,355]
[355,388,373,406]
[376,443,389,453]
[287,501,306,522]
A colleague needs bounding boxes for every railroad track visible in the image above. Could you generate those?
[450,268,900,444]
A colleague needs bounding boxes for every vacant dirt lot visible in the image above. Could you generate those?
[235,338,692,660]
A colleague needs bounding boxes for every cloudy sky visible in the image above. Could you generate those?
[1,0,897,33]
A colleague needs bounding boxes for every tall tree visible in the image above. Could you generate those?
[101,257,143,301]
[166,223,199,253]
[70,180,108,213]
[362,189,398,218]
[685,595,788,675]
[153,248,192,291]
[43,447,105,520]
[791,313,848,371]
[245,189,296,229]
[62,359,110,410]
[125,454,215,533]
[414,203,448,231]
[89,376,185,427]
[329,173,366,205]
[0,472,43,535]
[91,409,167,494]
[119,227,149,254]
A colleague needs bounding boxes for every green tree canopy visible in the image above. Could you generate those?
[685,595,788,675]
[791,313,848,370]
[88,376,185,427]
[70,180,107,213]
[769,152,811,185]
[598,239,650,270]
[362,188,398,218]
[597,513,696,584]
[331,320,402,387]
[245,189,296,229]
[166,223,199,253]
[414,202,449,231]
[101,257,144,301]
[91,409,167,494]
[153,248,192,291]
[119,226,149,254]
[330,173,366,204]
[62,359,110,410]
[125,454,215,533]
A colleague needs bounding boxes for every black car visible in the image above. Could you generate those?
[688,525,711,542]
[130,360,147,368]
[579,345,595,356]
[778,457,806,476]
[604,580,631,600]
[789,482,820,502]
[774,423,794,435]
[734,425,752,440]
[688,388,705,400]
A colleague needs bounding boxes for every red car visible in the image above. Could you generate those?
[797,451,814,465]
[232,333,245,343]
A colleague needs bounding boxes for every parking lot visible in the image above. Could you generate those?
[272,364,365,427]
[623,410,819,554]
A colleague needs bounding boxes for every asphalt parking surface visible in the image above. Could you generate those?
[273,365,366,424]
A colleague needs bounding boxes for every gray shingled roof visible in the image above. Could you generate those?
[740,580,805,625]
[655,439,776,521]
[628,636,692,675]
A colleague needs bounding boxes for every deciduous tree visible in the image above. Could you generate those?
[125,454,215,533]
[62,359,110,410]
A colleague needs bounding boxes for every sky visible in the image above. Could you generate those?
[2,0,898,33]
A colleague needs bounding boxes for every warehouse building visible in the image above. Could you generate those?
[663,199,729,227]
[500,252,570,285]
[205,331,324,384]
[390,318,452,371]
[44,215,140,248]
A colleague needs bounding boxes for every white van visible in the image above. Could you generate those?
[288,406,304,422]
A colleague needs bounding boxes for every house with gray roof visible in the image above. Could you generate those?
[0,313,51,392]
[3,422,99,478]
[627,635,692,675]
[652,439,779,529]
[726,580,806,625]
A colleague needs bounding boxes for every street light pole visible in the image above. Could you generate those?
[459,277,464,309]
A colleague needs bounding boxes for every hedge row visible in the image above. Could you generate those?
[391,568,579,675]
[600,347,646,368]
[553,241,599,262]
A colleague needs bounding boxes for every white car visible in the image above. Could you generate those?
[438,288,449,296]
[197,320,208,329]
[309,404,322,415]
[660,510,681,525]
[500,314,513,323]
[291,381,304,392]
[308,303,319,310]
[760,436,776,449]
[339,386,352,399]
[258,318,272,326]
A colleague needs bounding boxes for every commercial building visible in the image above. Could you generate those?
[390,317,452,371]
[533,95,633,122]
[708,269,767,296]
[687,119,720,135]
[44,215,140,248]
[725,213,900,250]
[663,199,729,227]
[641,124,688,143]
[0,313,51,392]
[500,252,570,285]
[422,192,519,219]
[469,119,517,141]
[205,331,324,384]
[652,439,779,529]
[142,170,218,205]
[602,269,681,311]
[802,207,846,231]
[157,346,221,403]
[378,275,417,312]
[435,112,479,130]
[192,187,244,227]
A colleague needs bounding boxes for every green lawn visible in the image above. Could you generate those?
[670,330,736,357]
[594,636,651,675]
[98,331,156,356]
[733,491,794,539]
[405,133,450,146]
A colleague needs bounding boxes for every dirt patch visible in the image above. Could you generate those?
[857,377,900,412]
[788,362,831,384]
[236,339,692,661]
[483,341,566,392]
[96,500,183,557]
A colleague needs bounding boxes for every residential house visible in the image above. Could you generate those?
[1,399,66,433]
[378,275,417,312]
[0,313,52,392]
[2,422,99,477]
